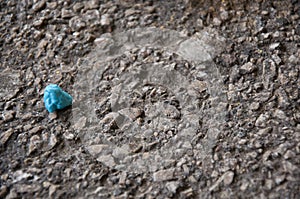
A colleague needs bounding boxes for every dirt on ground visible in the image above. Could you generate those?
[0,0,299,198]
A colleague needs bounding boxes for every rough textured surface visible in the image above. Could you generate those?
[0,0,299,198]
[73,27,227,173]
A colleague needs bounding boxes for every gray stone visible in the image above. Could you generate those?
[33,18,45,27]
[177,38,211,62]
[48,133,57,149]
[282,161,298,173]
[13,170,32,183]
[83,9,100,22]
[73,2,84,12]
[28,135,42,155]
[69,16,86,31]
[32,0,46,12]
[288,54,298,64]
[99,112,119,132]
[61,8,74,19]
[240,62,257,74]
[255,113,269,127]
[97,155,115,167]
[265,179,273,190]
[125,9,140,17]
[153,168,175,182]
[118,171,127,185]
[269,43,280,50]
[223,171,235,185]
[84,0,99,10]
[112,145,130,159]
[49,184,58,198]
[272,54,282,65]
[262,150,272,162]
[211,170,219,178]
[49,112,57,120]
[118,108,143,120]
[250,102,260,110]
[73,116,87,130]
[188,80,207,96]
[220,10,229,21]
[273,109,287,120]
[87,144,109,156]
[209,171,234,191]
[240,180,249,191]
[257,127,272,135]
[29,126,43,135]
[0,128,14,145]
[275,175,285,185]
[180,188,194,198]
[213,17,222,26]
[101,14,111,26]
[284,150,296,159]
[162,104,181,119]
[2,110,15,122]
[63,132,75,140]
[276,88,290,109]
[262,59,277,88]
[145,6,156,14]
[166,181,180,193]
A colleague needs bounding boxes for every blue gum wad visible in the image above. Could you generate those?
[44,84,73,113]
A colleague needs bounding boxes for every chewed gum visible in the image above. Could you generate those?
[44,84,72,113]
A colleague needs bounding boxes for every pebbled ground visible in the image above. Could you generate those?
[0,0,299,198]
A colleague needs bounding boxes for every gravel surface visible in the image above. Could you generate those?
[0,0,299,198]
